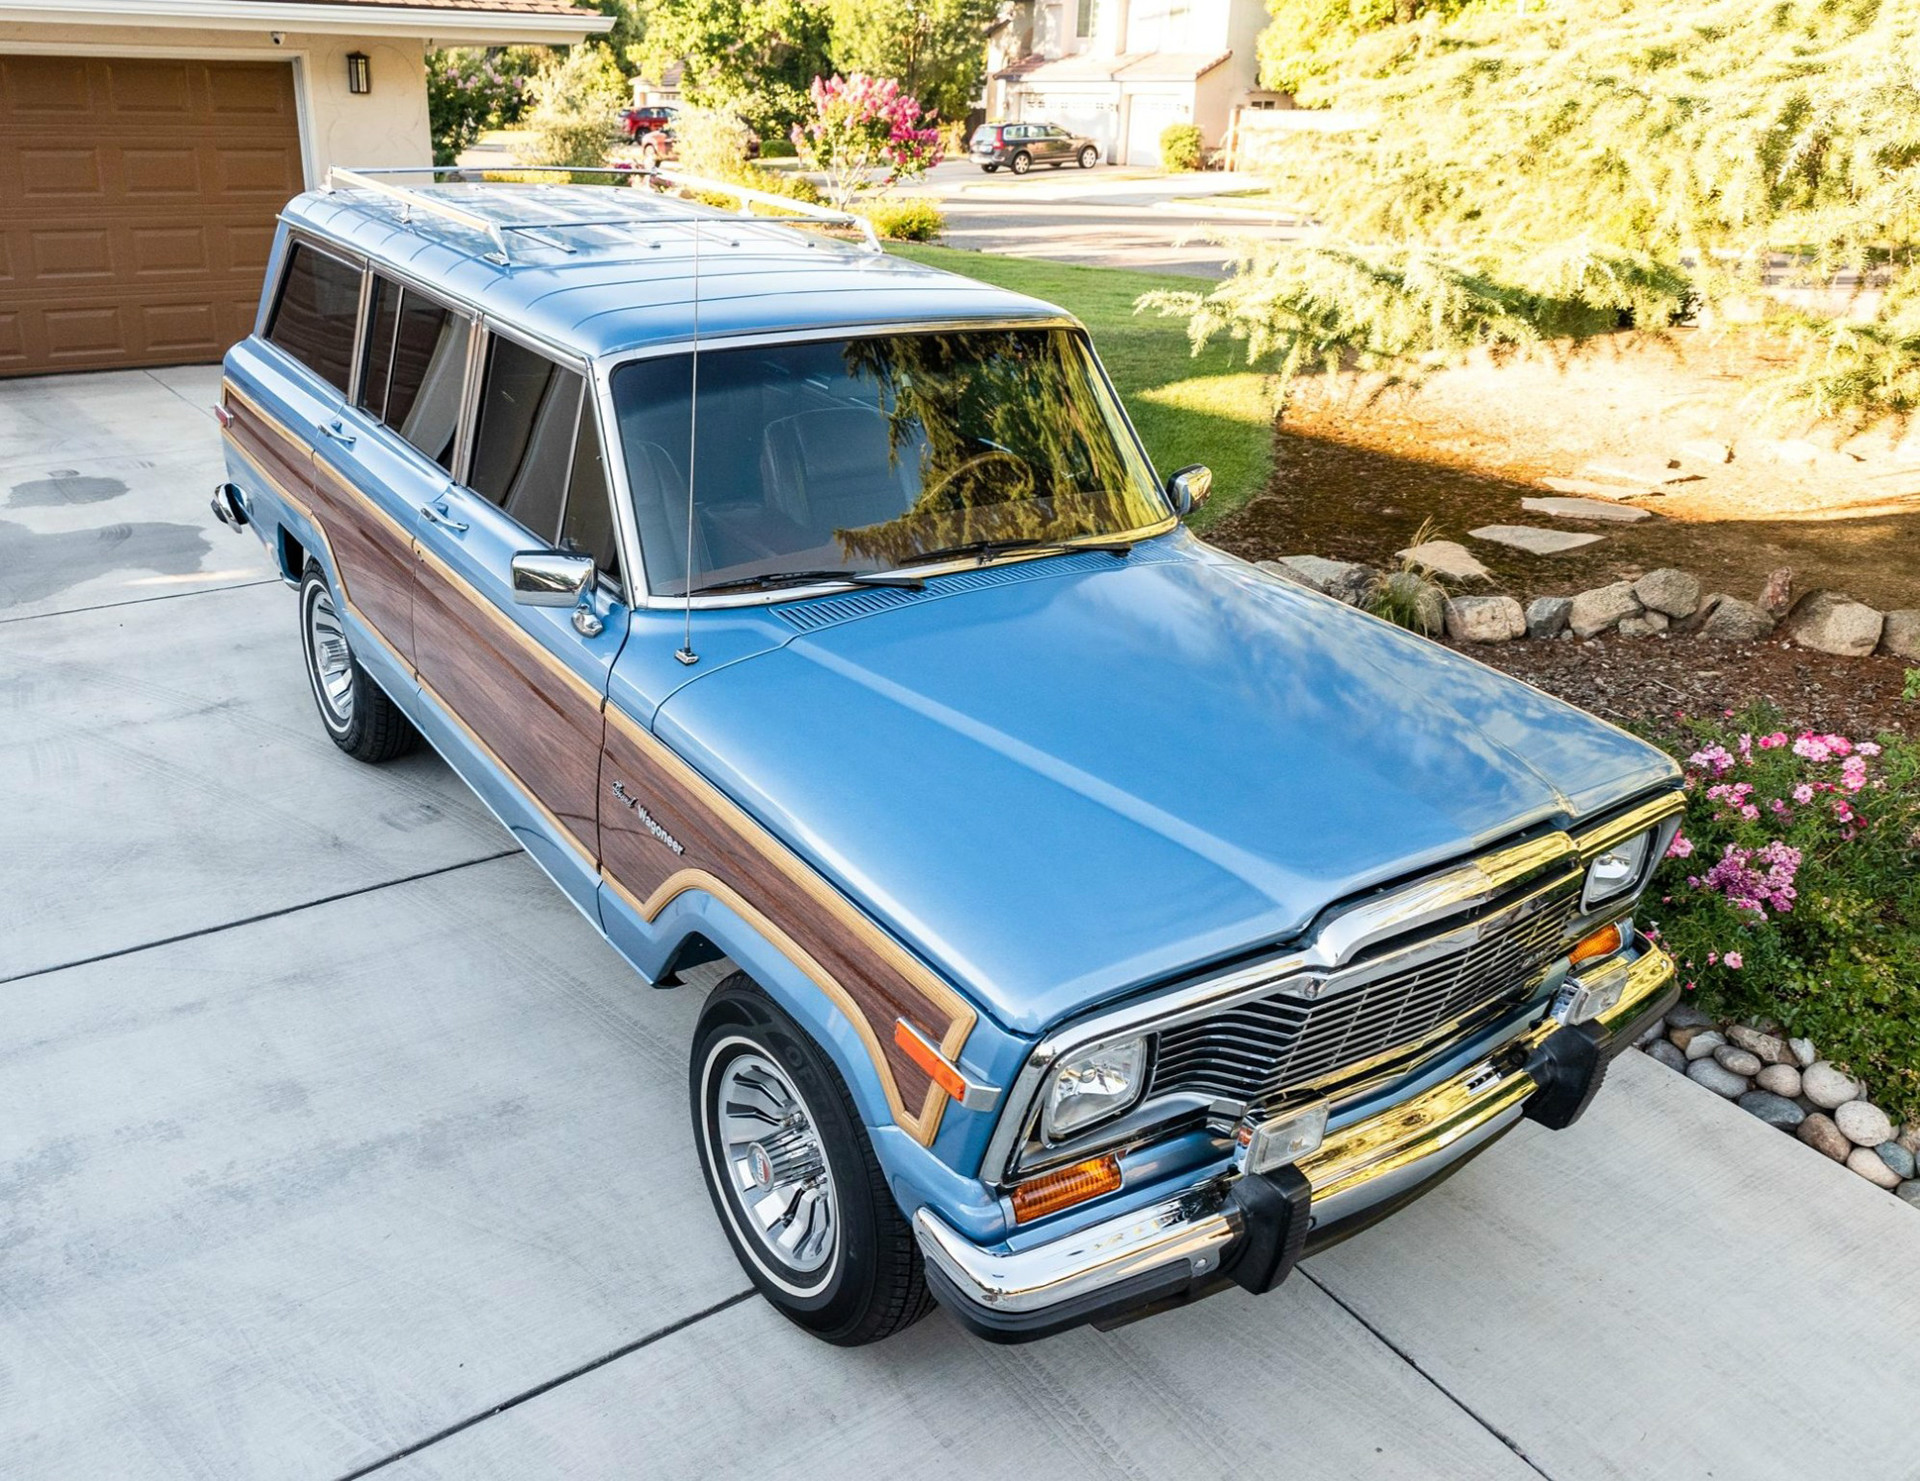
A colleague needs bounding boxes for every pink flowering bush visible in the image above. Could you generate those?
[1641,709,1920,1117]
[427,49,528,166]
[791,73,943,207]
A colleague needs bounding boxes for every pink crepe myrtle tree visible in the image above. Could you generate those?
[791,73,943,207]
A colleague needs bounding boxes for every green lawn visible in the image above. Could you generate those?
[886,244,1274,530]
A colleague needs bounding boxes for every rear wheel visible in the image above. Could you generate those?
[692,975,934,1346]
[298,562,417,764]
[1010,151,1032,175]
[981,163,999,173]
[1079,145,1098,169]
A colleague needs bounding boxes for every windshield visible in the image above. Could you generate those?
[610,327,1168,596]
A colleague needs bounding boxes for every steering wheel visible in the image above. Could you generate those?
[921,449,1034,506]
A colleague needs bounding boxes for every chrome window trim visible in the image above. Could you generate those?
[979,793,1684,1186]
[587,316,1179,608]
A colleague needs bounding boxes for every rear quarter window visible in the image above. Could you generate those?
[266,242,361,394]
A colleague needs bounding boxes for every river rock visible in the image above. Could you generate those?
[1784,590,1885,657]
[1397,540,1491,582]
[1645,1040,1688,1072]
[1898,1181,1920,1210]
[1789,1036,1817,1067]
[1526,595,1573,640]
[1834,1100,1894,1147]
[1445,594,1527,643]
[1737,1090,1805,1129]
[1634,568,1703,618]
[1898,1122,1920,1156]
[1382,571,1446,635]
[1616,611,1670,639]
[1878,609,1920,660]
[1713,1045,1763,1077]
[1687,1059,1750,1098]
[1755,1063,1802,1098]
[1266,555,1382,606]
[1802,1062,1858,1108]
[1633,1015,1667,1048]
[1699,596,1776,641]
[1668,1003,1715,1030]
[1682,1029,1726,1062]
[1876,1141,1917,1181]
[1797,1113,1851,1162]
[1846,1147,1902,1189]
[1569,581,1643,638]
[1726,1025,1789,1064]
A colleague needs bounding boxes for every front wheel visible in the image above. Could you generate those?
[692,976,934,1346]
[1079,146,1097,169]
[298,562,417,763]
[1010,151,1032,175]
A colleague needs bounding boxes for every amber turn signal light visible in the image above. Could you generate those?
[1010,1155,1122,1224]
[1569,920,1626,967]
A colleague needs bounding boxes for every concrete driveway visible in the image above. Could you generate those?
[3,369,1918,1480]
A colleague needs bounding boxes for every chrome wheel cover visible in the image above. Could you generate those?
[303,582,355,731]
[706,1046,840,1288]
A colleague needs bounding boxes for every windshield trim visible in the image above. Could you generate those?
[589,315,1177,609]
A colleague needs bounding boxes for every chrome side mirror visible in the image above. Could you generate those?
[510,550,595,607]
[1167,464,1213,515]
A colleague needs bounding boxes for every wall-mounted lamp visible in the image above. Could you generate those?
[346,51,371,95]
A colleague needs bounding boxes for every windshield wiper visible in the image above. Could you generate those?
[905,535,1135,567]
[687,568,926,596]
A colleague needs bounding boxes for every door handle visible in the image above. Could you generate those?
[319,419,356,447]
[419,501,469,533]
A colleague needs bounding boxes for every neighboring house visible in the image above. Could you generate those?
[983,0,1284,167]
[0,0,609,377]
[630,61,684,109]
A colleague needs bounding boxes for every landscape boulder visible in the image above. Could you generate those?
[1263,555,1381,607]
[1784,590,1885,657]
[1758,566,1794,616]
[1616,611,1670,638]
[1525,595,1572,640]
[1445,595,1527,643]
[1395,540,1491,582]
[1879,609,1920,660]
[1633,568,1702,619]
[1568,581,1642,638]
[1698,596,1774,641]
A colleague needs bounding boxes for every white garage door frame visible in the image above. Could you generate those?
[0,38,316,188]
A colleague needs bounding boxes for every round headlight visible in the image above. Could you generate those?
[1583,828,1654,910]
[1042,1037,1147,1141]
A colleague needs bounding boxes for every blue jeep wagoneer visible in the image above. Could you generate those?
[213,167,1683,1345]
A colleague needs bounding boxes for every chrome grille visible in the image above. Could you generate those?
[1148,890,1579,1109]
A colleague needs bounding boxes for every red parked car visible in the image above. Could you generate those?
[618,104,676,141]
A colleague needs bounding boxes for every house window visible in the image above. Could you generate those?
[1076,0,1097,39]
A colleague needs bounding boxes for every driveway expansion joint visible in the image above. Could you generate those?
[330,1289,757,1481]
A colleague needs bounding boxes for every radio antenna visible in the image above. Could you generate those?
[674,213,701,666]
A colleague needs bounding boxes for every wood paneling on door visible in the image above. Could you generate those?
[0,56,303,376]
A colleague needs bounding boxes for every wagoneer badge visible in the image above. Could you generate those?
[610,781,685,854]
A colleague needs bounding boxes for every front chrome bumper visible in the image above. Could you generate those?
[917,940,1676,1340]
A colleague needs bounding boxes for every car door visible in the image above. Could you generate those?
[1044,125,1071,162]
[409,326,630,909]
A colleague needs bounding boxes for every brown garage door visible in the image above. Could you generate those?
[0,55,304,377]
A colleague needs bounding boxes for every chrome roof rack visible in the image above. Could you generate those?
[322,164,881,263]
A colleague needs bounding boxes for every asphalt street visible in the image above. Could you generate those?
[3,368,1917,1480]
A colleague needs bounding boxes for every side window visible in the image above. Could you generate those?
[357,273,470,471]
[559,406,622,595]
[470,335,584,543]
[265,242,360,394]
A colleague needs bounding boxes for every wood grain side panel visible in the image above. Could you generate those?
[599,710,977,1143]
[411,550,602,855]
[225,390,413,657]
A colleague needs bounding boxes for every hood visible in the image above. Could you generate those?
[654,538,1677,1033]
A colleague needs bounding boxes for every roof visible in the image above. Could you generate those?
[0,0,613,40]
[283,182,1070,361]
[997,50,1231,84]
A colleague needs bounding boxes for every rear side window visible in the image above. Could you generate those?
[266,242,360,393]
[357,273,470,471]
